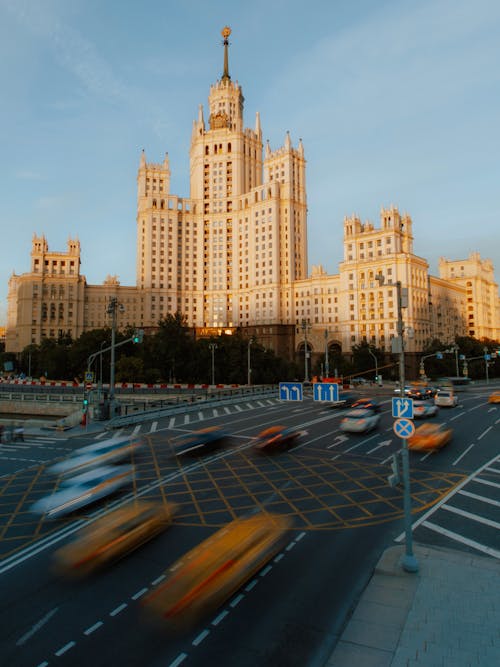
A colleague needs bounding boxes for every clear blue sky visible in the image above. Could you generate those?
[1,0,499,326]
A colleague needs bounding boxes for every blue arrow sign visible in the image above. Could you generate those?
[313,382,339,402]
[393,417,416,439]
[392,397,414,419]
[279,382,303,401]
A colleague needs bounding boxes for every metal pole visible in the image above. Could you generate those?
[484,347,489,384]
[368,348,378,383]
[209,343,216,385]
[108,298,117,415]
[302,320,310,382]
[324,329,330,378]
[397,280,418,573]
[247,338,253,385]
[454,346,459,377]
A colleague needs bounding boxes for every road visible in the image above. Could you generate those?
[0,385,498,666]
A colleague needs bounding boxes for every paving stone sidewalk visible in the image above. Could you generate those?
[326,543,500,667]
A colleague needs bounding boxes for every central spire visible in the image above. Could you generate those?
[221,26,231,81]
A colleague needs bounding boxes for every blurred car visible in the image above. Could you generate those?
[142,512,291,629]
[31,465,134,520]
[328,392,358,408]
[408,423,452,451]
[413,400,439,419]
[254,425,304,453]
[351,397,382,413]
[488,391,500,404]
[54,501,177,576]
[351,377,369,386]
[170,426,230,457]
[48,436,143,477]
[394,385,412,395]
[434,390,458,408]
[339,408,380,433]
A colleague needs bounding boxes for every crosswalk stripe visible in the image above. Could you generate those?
[132,425,142,435]
[150,421,158,433]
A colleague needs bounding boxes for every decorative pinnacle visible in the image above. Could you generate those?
[221,26,231,80]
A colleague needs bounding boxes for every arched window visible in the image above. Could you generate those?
[152,199,157,208]
[228,142,231,153]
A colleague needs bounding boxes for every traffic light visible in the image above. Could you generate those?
[83,396,89,408]
[132,329,144,344]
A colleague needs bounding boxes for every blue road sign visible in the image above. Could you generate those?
[279,382,303,401]
[313,382,339,402]
[392,397,414,419]
[436,352,443,360]
[393,417,415,439]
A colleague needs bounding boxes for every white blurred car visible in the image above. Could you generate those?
[340,409,380,433]
[48,436,143,477]
[413,400,439,418]
[434,390,458,408]
[31,465,134,519]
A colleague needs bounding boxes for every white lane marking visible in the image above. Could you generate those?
[458,489,500,507]
[478,426,492,440]
[168,652,188,667]
[94,432,108,439]
[486,466,500,474]
[230,593,244,607]
[326,435,349,449]
[198,411,204,420]
[345,433,379,453]
[246,403,254,409]
[131,587,148,600]
[84,621,103,635]
[16,607,59,646]
[224,407,231,414]
[442,504,500,531]
[449,412,465,421]
[192,629,210,646]
[395,452,500,542]
[452,444,475,466]
[260,565,272,576]
[150,421,158,433]
[168,417,175,429]
[213,408,219,416]
[235,405,243,411]
[245,579,258,591]
[55,641,76,656]
[132,425,142,435]
[422,520,500,559]
[273,553,284,563]
[285,542,296,551]
[36,662,49,667]
[473,477,500,490]
[183,414,190,424]
[257,401,265,407]
[296,531,306,542]
[331,454,341,460]
[110,602,127,616]
[212,610,229,626]
[151,574,166,586]
[112,429,124,438]
[367,439,392,454]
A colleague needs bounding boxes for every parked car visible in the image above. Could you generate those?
[170,426,230,457]
[48,436,143,477]
[31,465,134,520]
[413,400,439,419]
[351,397,382,413]
[142,513,291,629]
[434,390,458,408]
[408,423,452,452]
[54,501,177,576]
[254,425,304,453]
[339,408,380,433]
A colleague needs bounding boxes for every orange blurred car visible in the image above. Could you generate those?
[54,501,177,576]
[488,391,500,404]
[408,423,452,452]
[254,425,304,453]
[142,513,291,629]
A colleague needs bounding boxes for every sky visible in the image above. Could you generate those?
[1,0,499,325]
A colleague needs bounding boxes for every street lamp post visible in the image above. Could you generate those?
[106,297,124,417]
[301,320,311,382]
[247,338,254,385]
[368,348,378,384]
[208,343,217,386]
[324,329,330,378]
[377,274,418,574]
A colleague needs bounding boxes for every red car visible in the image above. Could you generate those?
[255,426,304,453]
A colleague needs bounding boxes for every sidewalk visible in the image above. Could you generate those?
[326,543,500,667]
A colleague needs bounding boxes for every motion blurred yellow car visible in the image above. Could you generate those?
[142,512,291,629]
[54,501,177,576]
[408,423,452,452]
[488,391,500,404]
